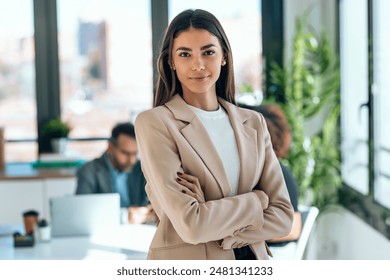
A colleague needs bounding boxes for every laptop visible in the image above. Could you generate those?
[50,193,120,237]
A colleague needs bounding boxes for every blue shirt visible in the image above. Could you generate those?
[104,153,130,207]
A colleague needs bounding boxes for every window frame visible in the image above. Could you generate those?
[338,0,390,240]
[5,0,278,161]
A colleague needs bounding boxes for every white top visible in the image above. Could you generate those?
[188,104,240,196]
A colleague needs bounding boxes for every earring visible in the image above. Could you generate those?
[169,62,175,70]
[222,60,226,66]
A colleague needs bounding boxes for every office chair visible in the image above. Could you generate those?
[293,205,319,260]
[269,205,319,260]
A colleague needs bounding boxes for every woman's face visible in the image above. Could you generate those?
[171,27,225,100]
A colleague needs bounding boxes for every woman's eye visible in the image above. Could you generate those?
[204,50,215,56]
[179,52,190,57]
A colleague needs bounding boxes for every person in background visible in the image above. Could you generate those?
[239,103,302,247]
[135,9,293,260]
[76,122,154,224]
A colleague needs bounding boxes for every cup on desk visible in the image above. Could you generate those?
[38,219,51,242]
[22,210,39,235]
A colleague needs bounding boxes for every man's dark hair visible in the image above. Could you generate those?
[110,122,136,145]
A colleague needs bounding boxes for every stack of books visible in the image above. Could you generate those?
[32,153,85,168]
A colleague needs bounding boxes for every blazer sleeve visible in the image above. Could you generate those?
[219,114,294,249]
[135,110,267,245]
[75,163,96,194]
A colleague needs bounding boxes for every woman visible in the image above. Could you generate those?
[135,9,293,260]
[239,103,302,257]
[257,104,302,244]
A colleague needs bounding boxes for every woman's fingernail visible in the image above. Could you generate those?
[182,190,186,193]
[177,172,183,176]
[176,178,181,182]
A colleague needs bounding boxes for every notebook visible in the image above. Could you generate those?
[50,193,120,237]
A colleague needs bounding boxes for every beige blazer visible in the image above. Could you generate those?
[135,94,293,260]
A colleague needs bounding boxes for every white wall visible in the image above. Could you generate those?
[305,205,390,259]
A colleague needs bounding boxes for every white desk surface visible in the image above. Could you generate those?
[0,224,155,260]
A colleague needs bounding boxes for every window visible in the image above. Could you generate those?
[57,0,153,159]
[0,0,37,162]
[169,0,263,99]
[340,0,369,195]
[373,0,390,208]
[2,0,268,163]
[339,0,390,238]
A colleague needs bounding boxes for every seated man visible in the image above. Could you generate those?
[76,122,154,224]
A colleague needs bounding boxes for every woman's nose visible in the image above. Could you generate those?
[192,57,205,71]
[192,65,205,71]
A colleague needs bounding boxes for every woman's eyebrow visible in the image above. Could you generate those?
[175,47,191,52]
[175,44,217,52]
[200,44,217,50]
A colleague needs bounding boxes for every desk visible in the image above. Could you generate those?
[0,224,155,260]
[0,162,78,181]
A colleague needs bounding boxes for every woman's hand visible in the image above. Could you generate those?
[128,206,151,224]
[128,205,159,225]
[176,172,205,203]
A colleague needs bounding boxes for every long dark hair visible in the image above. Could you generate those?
[154,9,236,107]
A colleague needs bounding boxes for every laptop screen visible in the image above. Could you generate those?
[50,193,120,237]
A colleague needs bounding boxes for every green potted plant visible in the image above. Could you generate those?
[41,118,71,154]
[268,12,341,210]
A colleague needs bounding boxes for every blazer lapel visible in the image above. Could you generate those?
[97,155,115,193]
[218,98,259,194]
[165,95,231,197]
